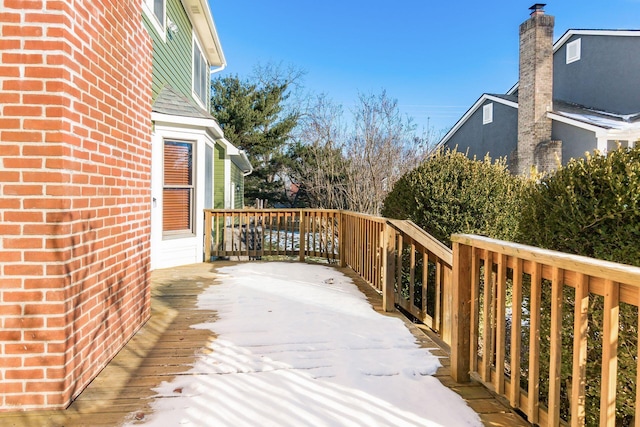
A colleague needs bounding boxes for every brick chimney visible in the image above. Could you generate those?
[516,4,560,174]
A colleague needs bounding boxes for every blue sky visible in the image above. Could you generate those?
[210,0,640,136]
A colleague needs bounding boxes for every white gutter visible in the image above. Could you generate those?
[238,150,253,176]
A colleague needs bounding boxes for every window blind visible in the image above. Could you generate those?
[163,141,193,233]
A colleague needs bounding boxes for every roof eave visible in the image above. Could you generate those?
[231,150,253,175]
[151,111,225,138]
[548,112,640,142]
[181,0,226,67]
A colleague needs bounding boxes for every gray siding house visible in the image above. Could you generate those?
[438,4,640,174]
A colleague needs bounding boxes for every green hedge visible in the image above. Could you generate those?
[519,146,640,265]
[382,148,527,246]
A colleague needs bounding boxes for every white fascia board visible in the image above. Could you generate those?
[548,112,605,133]
[554,29,640,53]
[180,0,226,67]
[435,94,518,149]
[151,112,224,138]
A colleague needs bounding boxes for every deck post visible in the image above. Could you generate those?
[451,241,472,383]
[382,223,396,312]
[298,210,306,262]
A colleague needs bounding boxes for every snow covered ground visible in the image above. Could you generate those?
[127,262,481,426]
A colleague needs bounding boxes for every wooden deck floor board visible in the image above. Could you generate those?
[0,261,530,426]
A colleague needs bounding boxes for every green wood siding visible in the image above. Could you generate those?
[143,0,209,106]
[214,143,225,208]
[231,162,244,208]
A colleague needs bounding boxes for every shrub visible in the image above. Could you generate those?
[382,148,528,246]
[519,146,640,264]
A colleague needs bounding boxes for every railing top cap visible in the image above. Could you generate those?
[451,233,640,285]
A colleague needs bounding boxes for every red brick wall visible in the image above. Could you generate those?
[0,0,152,410]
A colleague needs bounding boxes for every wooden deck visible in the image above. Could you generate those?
[0,262,530,427]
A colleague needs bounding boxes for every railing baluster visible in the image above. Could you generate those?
[382,224,395,312]
[409,241,416,309]
[528,262,541,424]
[245,211,250,258]
[435,257,442,334]
[470,247,480,374]
[509,257,523,408]
[600,279,619,427]
[396,233,403,300]
[284,212,289,255]
[266,212,272,255]
[571,273,588,427]
[548,267,564,426]
[298,210,305,262]
[278,212,282,255]
[311,211,317,256]
[421,251,428,319]
[229,213,240,253]
[481,250,493,383]
[495,253,507,395]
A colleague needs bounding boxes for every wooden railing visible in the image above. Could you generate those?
[386,220,453,343]
[205,210,640,424]
[204,209,340,262]
[204,209,453,338]
[340,211,387,292]
[451,234,640,426]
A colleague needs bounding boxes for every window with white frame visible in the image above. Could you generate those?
[143,0,166,36]
[566,38,581,64]
[482,103,493,125]
[163,140,194,237]
[193,37,208,107]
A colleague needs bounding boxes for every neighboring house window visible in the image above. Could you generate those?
[143,0,166,37]
[163,140,194,236]
[566,38,581,64]
[193,37,208,108]
[483,103,493,125]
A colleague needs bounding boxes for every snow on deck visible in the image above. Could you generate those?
[128,262,481,426]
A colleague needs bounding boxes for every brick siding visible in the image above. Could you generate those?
[0,0,152,410]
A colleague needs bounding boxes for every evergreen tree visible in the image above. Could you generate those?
[211,74,299,207]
